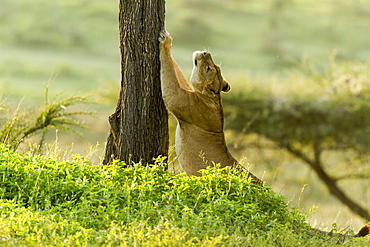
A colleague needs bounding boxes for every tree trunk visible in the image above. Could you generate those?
[103,0,168,166]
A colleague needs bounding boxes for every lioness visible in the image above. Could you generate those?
[159,31,261,184]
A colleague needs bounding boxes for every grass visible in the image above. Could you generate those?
[1,0,370,234]
[1,145,368,246]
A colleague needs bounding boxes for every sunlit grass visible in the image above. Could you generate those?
[1,146,368,246]
[1,0,369,233]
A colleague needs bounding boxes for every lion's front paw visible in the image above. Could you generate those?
[159,30,172,46]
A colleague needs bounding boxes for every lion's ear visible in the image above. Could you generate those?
[221,80,231,92]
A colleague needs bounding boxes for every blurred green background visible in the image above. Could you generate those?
[0,0,369,231]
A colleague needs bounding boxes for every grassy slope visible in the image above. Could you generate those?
[0,0,369,233]
[1,145,368,246]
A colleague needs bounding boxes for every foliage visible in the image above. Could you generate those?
[0,87,92,153]
[1,0,369,233]
[1,145,367,246]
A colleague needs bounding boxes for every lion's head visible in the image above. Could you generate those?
[190,51,230,97]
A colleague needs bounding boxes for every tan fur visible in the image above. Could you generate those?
[159,31,261,184]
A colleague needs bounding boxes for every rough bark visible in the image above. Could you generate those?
[103,0,168,166]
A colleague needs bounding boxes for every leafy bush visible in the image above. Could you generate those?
[0,145,368,246]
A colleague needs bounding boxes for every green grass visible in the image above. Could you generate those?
[1,0,370,234]
[1,145,368,246]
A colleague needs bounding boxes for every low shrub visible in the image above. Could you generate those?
[0,145,367,246]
